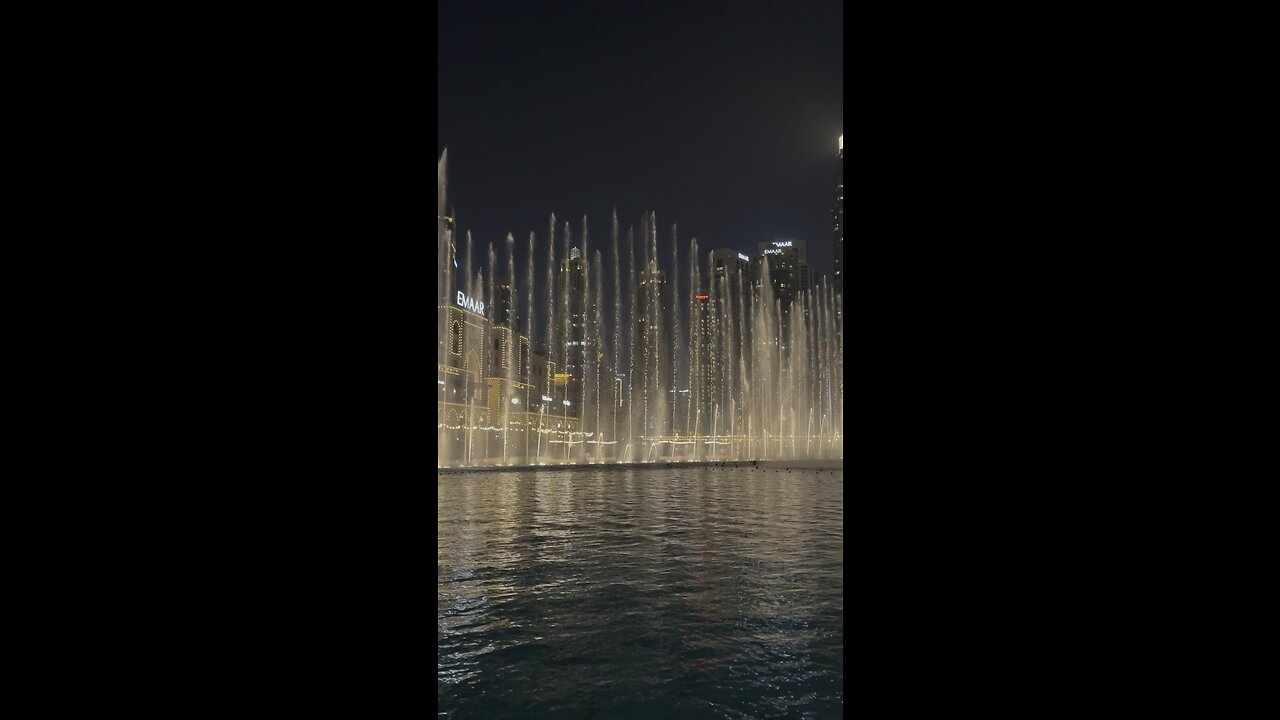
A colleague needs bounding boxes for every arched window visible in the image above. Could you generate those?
[450,320,463,355]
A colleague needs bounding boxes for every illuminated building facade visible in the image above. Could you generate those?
[556,246,588,413]
[708,248,752,432]
[439,288,491,436]
[493,277,513,328]
[635,259,670,435]
[437,212,572,463]
[834,134,843,314]
[753,239,811,352]
[690,292,720,435]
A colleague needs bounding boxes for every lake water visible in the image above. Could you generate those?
[438,465,844,719]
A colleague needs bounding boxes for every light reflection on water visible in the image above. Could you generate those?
[439,466,843,719]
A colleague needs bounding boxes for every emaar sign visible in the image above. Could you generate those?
[456,291,485,315]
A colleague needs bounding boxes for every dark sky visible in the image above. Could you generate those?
[439,0,842,339]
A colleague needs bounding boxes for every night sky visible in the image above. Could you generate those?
[439,0,842,343]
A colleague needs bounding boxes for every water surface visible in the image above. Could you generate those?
[438,465,843,719]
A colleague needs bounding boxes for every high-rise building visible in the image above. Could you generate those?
[708,249,752,433]
[834,134,843,308]
[690,292,719,436]
[753,239,810,351]
[557,246,588,414]
[528,347,551,414]
[709,249,752,327]
[635,259,670,436]
[799,264,817,296]
[493,277,514,328]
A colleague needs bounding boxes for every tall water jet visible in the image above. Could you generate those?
[438,151,449,469]
[754,257,776,459]
[688,235,701,457]
[580,216,592,462]
[466,265,486,466]
[826,281,840,452]
[653,213,665,452]
[525,231,536,464]
[542,215,556,464]
[592,249,605,461]
[435,161,842,467]
[486,243,497,462]
[669,223,680,442]
[612,210,621,457]
[464,230,474,301]
[639,215,650,455]
[835,287,844,442]
[645,212,658,456]
[709,249,723,455]
[736,264,750,460]
[561,220,572,463]
[501,233,516,465]
[818,280,831,442]
[626,224,636,462]
[787,286,806,458]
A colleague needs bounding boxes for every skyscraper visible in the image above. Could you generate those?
[493,277,513,328]
[708,249,752,434]
[834,134,843,308]
[557,246,587,413]
[635,259,670,436]
[690,292,719,436]
[753,239,809,352]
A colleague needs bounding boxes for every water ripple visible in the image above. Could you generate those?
[439,466,843,719]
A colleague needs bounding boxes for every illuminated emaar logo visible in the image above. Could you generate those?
[763,249,783,255]
[456,291,485,315]
[771,241,793,247]
[738,253,749,262]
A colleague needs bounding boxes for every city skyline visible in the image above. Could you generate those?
[441,211,839,371]
[439,179,843,461]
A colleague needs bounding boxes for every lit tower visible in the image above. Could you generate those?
[834,135,843,306]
